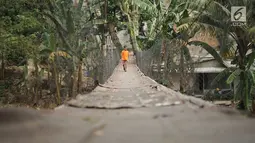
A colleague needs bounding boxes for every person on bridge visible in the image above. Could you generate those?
[121,46,129,72]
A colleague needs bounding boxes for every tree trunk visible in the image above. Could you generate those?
[32,59,40,104]
[71,56,78,98]
[77,59,83,93]
[131,32,138,52]
[71,67,78,98]
[130,5,140,53]
[125,13,139,54]
[108,22,122,51]
[97,0,108,84]
[180,46,185,93]
[129,24,139,52]
[1,51,4,80]
[47,64,50,81]
[119,1,139,53]
[162,39,167,79]
[252,100,255,113]
[127,27,138,55]
[161,39,166,61]
[53,62,61,104]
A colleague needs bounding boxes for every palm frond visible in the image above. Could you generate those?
[49,33,56,51]
[210,67,235,87]
[182,45,192,61]
[249,26,255,35]
[226,69,242,84]
[43,10,68,34]
[131,0,157,16]
[247,51,255,69]
[39,48,53,55]
[213,1,231,17]
[66,9,75,34]
[198,14,227,30]
[245,70,255,110]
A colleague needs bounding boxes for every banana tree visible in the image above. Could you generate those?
[169,0,255,110]
[147,0,207,92]
[116,0,141,53]
[43,0,94,97]
[129,0,209,92]
[106,0,123,51]
[132,0,205,40]
[39,32,64,104]
[112,0,172,52]
[0,33,9,80]
[94,0,131,51]
[192,0,255,111]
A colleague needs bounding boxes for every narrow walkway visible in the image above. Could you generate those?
[2,55,255,143]
[68,55,183,108]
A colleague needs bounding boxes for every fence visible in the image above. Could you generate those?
[136,37,235,100]
[98,47,120,84]
[83,35,120,89]
[136,38,201,95]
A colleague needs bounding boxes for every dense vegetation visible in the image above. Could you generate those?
[0,0,255,112]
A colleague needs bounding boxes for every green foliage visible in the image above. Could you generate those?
[210,68,233,87]
[182,46,192,61]
[198,0,255,111]
[135,0,255,111]
[0,0,47,65]
[247,51,255,69]
[107,0,122,23]
[226,69,242,84]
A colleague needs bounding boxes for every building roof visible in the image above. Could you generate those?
[194,67,226,73]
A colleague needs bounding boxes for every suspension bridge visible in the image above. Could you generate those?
[1,50,255,143]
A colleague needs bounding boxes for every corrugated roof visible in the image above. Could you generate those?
[194,67,226,73]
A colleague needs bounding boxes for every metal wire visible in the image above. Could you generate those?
[136,38,198,95]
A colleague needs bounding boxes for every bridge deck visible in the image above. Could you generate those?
[68,55,188,109]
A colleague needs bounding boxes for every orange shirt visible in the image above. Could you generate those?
[121,50,129,61]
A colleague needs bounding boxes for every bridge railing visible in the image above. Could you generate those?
[136,38,199,95]
[83,36,120,89]
[99,47,120,83]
